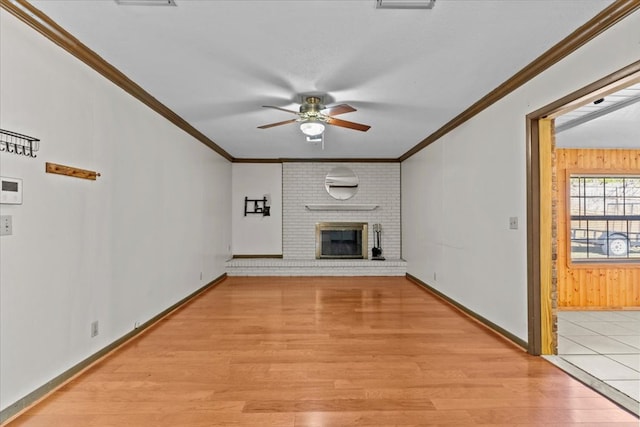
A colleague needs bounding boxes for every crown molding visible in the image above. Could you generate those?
[399,0,640,162]
[0,0,234,162]
[232,158,400,163]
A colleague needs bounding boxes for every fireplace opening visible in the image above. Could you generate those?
[316,222,368,259]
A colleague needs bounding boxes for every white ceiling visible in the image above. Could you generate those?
[556,104,640,149]
[31,0,613,159]
[556,83,640,149]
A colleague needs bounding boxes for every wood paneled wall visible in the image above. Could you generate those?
[556,148,640,309]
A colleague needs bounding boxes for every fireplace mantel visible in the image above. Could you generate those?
[305,204,378,211]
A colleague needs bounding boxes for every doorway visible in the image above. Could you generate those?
[527,61,640,413]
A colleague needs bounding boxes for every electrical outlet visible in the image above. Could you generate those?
[91,321,99,337]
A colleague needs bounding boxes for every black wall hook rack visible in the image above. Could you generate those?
[244,196,270,216]
[0,129,40,158]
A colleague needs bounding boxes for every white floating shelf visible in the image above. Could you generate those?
[305,204,379,211]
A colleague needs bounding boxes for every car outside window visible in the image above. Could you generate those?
[569,175,640,262]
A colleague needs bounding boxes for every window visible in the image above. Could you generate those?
[569,174,640,262]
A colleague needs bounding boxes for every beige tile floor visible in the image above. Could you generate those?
[557,310,640,414]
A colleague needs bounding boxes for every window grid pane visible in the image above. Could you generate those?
[569,175,640,262]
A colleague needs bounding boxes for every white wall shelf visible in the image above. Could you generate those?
[305,204,379,211]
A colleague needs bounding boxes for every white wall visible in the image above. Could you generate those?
[283,162,401,259]
[231,163,282,255]
[0,11,232,411]
[402,10,640,342]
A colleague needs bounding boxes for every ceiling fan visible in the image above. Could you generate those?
[257,96,371,137]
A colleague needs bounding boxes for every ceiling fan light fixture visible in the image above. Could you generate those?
[300,121,325,137]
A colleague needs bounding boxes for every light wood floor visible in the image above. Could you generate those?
[7,276,637,426]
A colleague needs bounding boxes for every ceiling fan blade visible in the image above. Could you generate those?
[326,117,371,132]
[321,103,356,116]
[257,118,298,129]
[262,105,299,115]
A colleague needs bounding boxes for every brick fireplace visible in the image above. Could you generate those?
[282,162,401,260]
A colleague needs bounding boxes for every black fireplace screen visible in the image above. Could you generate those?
[321,230,363,258]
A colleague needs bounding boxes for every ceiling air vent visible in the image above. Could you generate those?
[115,0,176,6]
[376,0,435,9]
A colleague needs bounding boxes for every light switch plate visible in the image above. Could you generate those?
[1,215,12,236]
[509,216,518,230]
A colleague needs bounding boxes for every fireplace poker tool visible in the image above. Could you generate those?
[372,223,385,261]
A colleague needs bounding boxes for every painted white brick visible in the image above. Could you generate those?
[226,258,407,276]
[283,163,401,260]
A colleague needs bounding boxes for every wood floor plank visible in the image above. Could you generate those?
[5,276,637,426]
[293,410,476,426]
[243,398,436,413]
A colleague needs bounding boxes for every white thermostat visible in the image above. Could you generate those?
[1,176,23,204]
